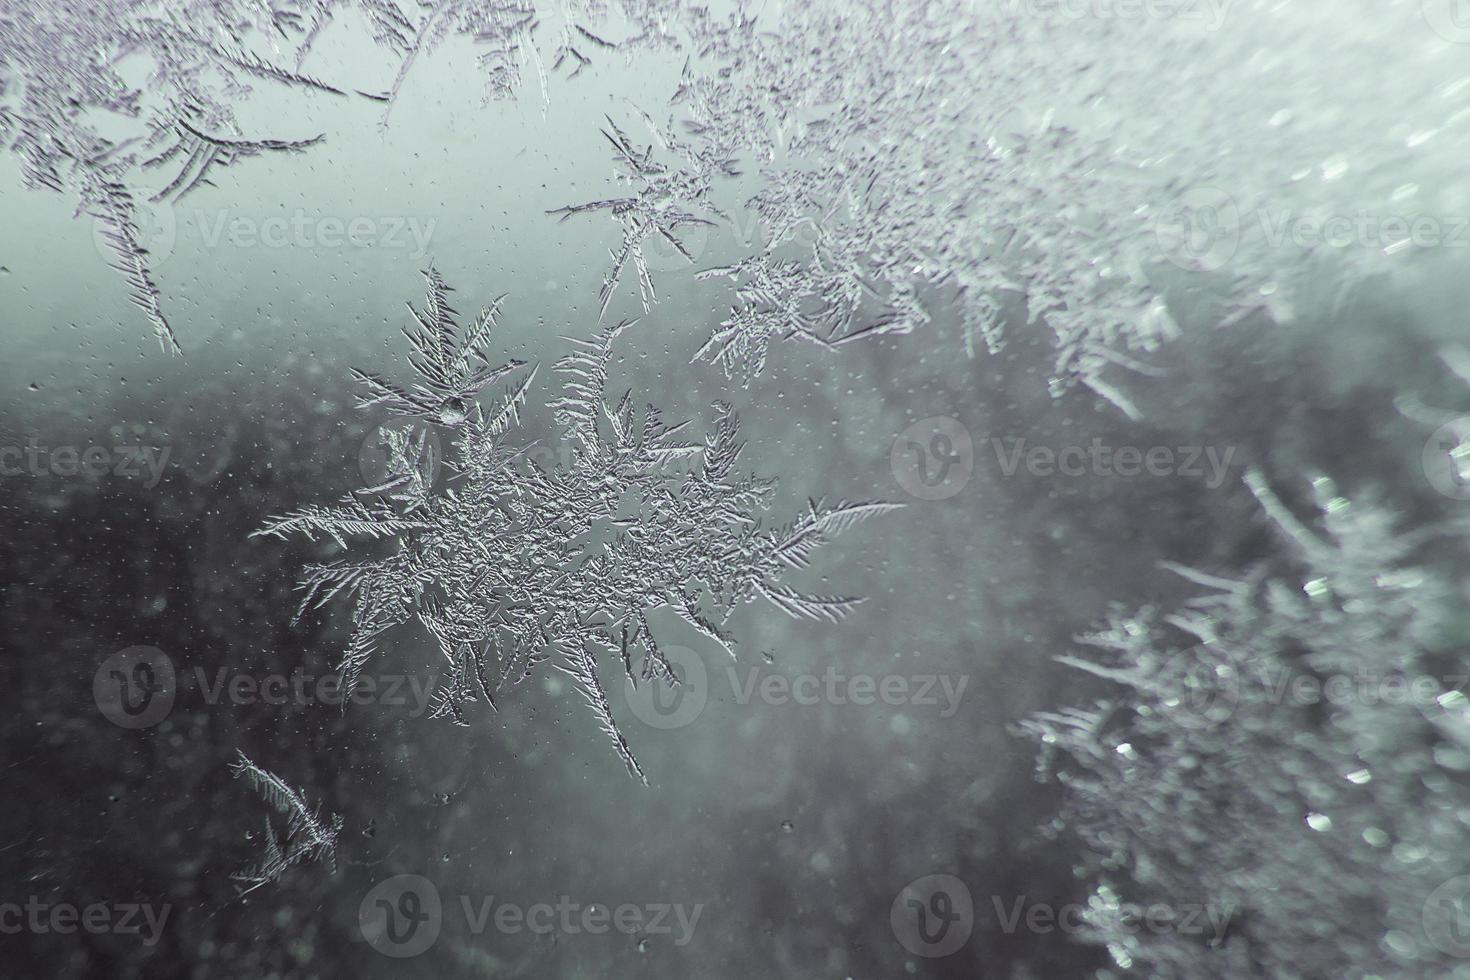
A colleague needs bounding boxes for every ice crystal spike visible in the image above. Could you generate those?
[228,751,341,897]
[151,119,327,205]
[556,644,648,785]
[256,273,895,781]
[85,179,180,355]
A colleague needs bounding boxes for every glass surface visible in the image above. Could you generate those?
[3,3,1470,977]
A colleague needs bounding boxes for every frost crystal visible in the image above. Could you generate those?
[548,113,735,321]
[664,1,1470,410]
[16,2,1458,377]
[1,0,353,352]
[1022,470,1470,977]
[0,0,671,350]
[255,269,897,782]
[229,750,342,897]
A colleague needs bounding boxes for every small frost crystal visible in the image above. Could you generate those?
[255,269,897,782]
[351,267,524,426]
[229,750,341,897]
[548,114,735,321]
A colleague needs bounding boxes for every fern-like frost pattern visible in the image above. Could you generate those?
[256,269,896,782]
